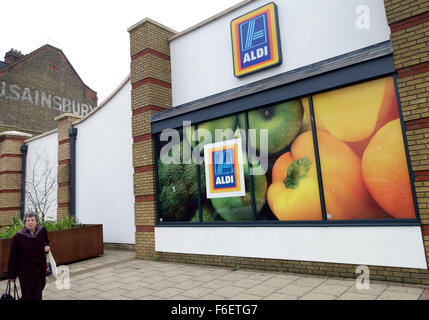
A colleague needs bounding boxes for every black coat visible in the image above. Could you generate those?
[7,225,49,300]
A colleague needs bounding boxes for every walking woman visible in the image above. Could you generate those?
[7,212,50,300]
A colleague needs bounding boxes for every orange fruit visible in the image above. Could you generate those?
[376,77,399,129]
[312,77,389,143]
[362,119,415,219]
[268,130,389,220]
[347,77,399,158]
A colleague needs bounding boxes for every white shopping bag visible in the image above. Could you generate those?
[46,251,58,277]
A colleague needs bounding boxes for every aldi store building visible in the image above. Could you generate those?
[129,0,429,284]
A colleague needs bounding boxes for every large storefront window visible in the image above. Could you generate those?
[155,75,417,224]
[156,128,200,222]
[198,114,255,222]
[312,76,416,220]
[249,100,323,221]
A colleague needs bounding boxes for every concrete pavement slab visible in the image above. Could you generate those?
[292,276,328,287]
[263,292,299,300]
[97,288,130,299]
[70,288,104,300]
[169,294,195,300]
[376,285,424,300]
[119,281,152,291]
[183,267,212,276]
[96,281,128,292]
[122,287,155,299]
[245,272,276,281]
[69,281,103,292]
[276,284,314,297]
[300,291,337,300]
[200,279,234,290]
[260,276,298,288]
[198,293,225,300]
[172,280,206,290]
[377,290,423,300]
[2,249,428,300]
[311,283,350,296]
[135,295,160,300]
[231,293,263,300]
[419,289,429,300]
[218,272,252,282]
[193,273,226,283]
[167,274,194,283]
[152,287,185,299]
[383,285,424,295]
[181,286,215,299]
[346,282,387,296]
[244,284,280,297]
[146,280,180,291]
[324,279,355,286]
[232,278,265,289]
[44,288,80,299]
[211,285,247,298]
[143,274,170,284]
[337,292,378,300]
[118,275,148,284]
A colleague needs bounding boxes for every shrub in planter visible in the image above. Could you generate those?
[0,216,24,240]
[0,215,103,278]
[0,215,82,239]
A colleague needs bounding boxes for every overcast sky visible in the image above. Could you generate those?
[1,0,243,103]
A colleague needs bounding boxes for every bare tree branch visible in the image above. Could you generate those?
[25,152,57,222]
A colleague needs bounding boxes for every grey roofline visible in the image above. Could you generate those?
[0,44,97,97]
[0,61,8,70]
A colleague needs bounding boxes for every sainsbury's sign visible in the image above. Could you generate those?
[0,80,94,116]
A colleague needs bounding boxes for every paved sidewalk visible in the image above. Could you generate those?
[1,249,428,300]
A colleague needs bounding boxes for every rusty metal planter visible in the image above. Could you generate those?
[0,224,103,279]
[0,237,12,279]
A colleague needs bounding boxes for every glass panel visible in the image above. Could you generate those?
[203,166,254,222]
[312,76,416,220]
[247,98,323,221]
[196,114,255,222]
[156,129,200,222]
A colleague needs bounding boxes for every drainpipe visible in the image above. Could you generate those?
[20,144,28,220]
[69,128,78,217]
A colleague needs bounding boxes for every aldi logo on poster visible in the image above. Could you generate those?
[204,139,246,198]
[231,2,282,78]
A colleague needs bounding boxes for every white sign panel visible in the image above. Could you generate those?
[204,138,246,198]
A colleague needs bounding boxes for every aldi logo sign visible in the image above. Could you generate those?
[231,2,282,78]
[204,139,246,198]
[213,149,235,188]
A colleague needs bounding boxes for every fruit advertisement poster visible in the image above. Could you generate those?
[156,76,417,223]
[310,77,415,220]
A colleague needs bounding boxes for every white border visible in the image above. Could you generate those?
[204,138,246,198]
[155,226,428,269]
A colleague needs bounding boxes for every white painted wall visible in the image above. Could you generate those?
[170,0,391,107]
[75,78,134,244]
[156,226,428,269]
[26,131,58,221]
